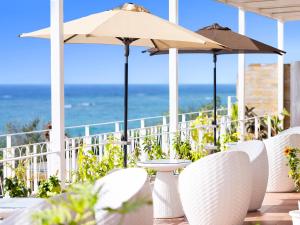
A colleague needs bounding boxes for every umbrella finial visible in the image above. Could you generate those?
[201,23,231,31]
[115,3,150,13]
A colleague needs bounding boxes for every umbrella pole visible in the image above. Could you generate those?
[118,37,138,168]
[123,41,130,168]
[213,53,217,147]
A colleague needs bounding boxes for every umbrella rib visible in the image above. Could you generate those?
[116,37,139,45]
[64,34,78,43]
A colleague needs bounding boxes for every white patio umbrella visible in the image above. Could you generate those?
[20,3,225,167]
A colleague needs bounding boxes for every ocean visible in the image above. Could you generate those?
[0,84,236,135]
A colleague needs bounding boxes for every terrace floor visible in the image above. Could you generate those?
[154,192,300,225]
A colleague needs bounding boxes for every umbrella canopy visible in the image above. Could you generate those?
[146,23,285,147]
[149,23,285,55]
[20,4,225,50]
[21,4,226,167]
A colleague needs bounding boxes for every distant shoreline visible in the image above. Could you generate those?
[0,83,236,86]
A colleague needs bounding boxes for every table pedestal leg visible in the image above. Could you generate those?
[152,171,184,218]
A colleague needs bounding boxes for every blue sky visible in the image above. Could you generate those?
[0,0,299,85]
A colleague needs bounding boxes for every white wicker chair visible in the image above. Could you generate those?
[178,151,252,225]
[233,140,268,211]
[264,133,300,192]
[0,199,49,225]
[94,168,153,225]
[279,126,300,136]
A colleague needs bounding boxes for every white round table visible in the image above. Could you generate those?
[137,159,191,219]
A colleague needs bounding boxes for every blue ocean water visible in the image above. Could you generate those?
[0,84,235,135]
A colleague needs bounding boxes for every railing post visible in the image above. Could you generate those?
[254,117,259,140]
[140,119,147,161]
[33,144,38,193]
[267,115,272,138]
[4,135,13,179]
[98,135,103,160]
[84,125,91,151]
[181,114,187,140]
[220,116,227,138]
[26,146,31,189]
[65,138,70,182]
[47,131,56,179]
[162,116,169,154]
[227,96,232,118]
[71,138,76,182]
[114,122,121,141]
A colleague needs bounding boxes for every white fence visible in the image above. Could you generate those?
[0,106,275,195]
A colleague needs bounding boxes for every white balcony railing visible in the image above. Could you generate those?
[0,105,275,195]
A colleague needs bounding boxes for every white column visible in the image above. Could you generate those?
[49,0,65,186]
[169,0,179,159]
[238,7,245,141]
[277,20,284,115]
[290,61,300,127]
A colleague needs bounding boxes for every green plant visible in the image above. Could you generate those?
[143,136,166,160]
[173,133,208,161]
[3,176,31,197]
[32,182,152,225]
[266,108,290,136]
[32,182,99,225]
[244,106,290,140]
[75,138,123,183]
[217,103,240,151]
[37,176,62,198]
[284,146,300,192]
[190,113,215,150]
[219,132,239,151]
[3,160,31,197]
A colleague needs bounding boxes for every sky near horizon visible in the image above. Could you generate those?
[0,0,300,85]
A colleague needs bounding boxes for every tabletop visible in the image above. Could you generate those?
[137,159,191,172]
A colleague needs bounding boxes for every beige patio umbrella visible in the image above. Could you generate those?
[20,3,226,167]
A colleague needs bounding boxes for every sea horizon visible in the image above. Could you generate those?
[0,84,236,135]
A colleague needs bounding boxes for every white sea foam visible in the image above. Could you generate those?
[79,102,93,107]
[64,104,72,109]
[2,95,12,99]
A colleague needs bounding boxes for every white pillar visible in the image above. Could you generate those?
[238,7,245,141]
[49,0,65,186]
[169,0,179,159]
[277,20,284,115]
[290,61,300,127]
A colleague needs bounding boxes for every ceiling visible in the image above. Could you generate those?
[217,0,300,21]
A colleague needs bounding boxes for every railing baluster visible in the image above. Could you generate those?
[4,135,13,179]
[26,146,31,189]
[98,135,103,160]
[267,115,272,138]
[162,116,168,153]
[85,125,91,151]
[220,116,227,138]
[140,119,147,161]
[114,122,121,142]
[71,138,76,182]
[65,139,70,182]
[255,117,259,139]
[181,114,187,140]
[33,144,38,193]
[227,96,232,118]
